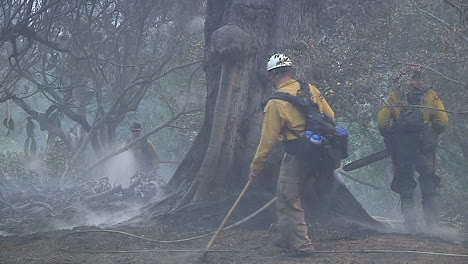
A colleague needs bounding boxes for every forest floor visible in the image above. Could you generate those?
[0,224,467,264]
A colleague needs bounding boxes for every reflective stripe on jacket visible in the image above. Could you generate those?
[250,79,335,171]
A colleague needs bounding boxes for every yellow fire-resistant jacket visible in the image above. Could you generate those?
[250,79,335,171]
[127,138,161,170]
[377,87,448,134]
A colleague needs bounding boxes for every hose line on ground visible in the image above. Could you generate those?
[54,197,467,258]
[57,247,468,258]
[316,249,468,257]
[54,197,277,245]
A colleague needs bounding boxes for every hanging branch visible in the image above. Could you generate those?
[342,62,466,88]
[81,63,202,175]
[381,103,468,115]
[405,0,468,43]
[81,109,200,175]
[61,63,203,187]
[395,61,466,87]
[442,0,465,17]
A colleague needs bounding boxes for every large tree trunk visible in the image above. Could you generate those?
[169,0,277,207]
[134,0,383,233]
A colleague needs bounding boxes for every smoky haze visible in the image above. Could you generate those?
[0,139,179,236]
[0,3,466,263]
[336,171,466,244]
[104,151,138,188]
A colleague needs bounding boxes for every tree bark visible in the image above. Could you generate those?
[158,0,383,232]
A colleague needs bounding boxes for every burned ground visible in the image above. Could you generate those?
[0,225,467,264]
[1,187,467,264]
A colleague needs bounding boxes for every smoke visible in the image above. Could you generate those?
[45,150,167,233]
[186,16,204,35]
[51,203,145,231]
[102,149,177,186]
[370,210,466,244]
[350,214,466,244]
[335,171,401,219]
[420,224,465,244]
[157,163,178,183]
[103,151,138,188]
[23,156,50,183]
[334,172,466,244]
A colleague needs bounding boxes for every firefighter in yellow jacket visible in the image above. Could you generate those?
[127,121,160,172]
[249,53,335,257]
[378,66,448,233]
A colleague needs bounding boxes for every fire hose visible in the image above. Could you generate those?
[54,196,468,258]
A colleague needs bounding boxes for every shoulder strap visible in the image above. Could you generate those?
[297,80,311,96]
[260,80,316,111]
[261,92,302,139]
[261,91,310,113]
[259,80,319,139]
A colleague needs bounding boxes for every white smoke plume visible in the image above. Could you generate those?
[104,151,138,188]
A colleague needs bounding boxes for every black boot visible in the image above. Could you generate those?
[401,198,417,234]
[422,195,440,227]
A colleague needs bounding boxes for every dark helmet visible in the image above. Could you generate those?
[130,121,142,131]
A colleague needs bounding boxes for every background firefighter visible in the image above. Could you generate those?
[126,121,161,173]
[377,66,448,234]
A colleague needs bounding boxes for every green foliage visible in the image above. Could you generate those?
[44,140,70,180]
[1,0,206,158]
[43,140,89,185]
[0,141,91,197]
[0,152,40,191]
[0,137,18,152]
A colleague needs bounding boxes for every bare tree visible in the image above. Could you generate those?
[0,0,204,157]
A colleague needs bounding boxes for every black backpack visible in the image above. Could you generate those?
[262,81,348,169]
[395,91,436,151]
[396,91,426,133]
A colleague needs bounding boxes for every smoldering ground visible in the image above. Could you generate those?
[335,171,466,244]
[0,149,464,246]
[0,148,174,236]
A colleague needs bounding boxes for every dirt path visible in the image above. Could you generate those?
[0,227,467,264]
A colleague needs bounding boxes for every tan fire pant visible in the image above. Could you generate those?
[276,153,315,253]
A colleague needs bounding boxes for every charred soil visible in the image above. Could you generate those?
[0,224,467,264]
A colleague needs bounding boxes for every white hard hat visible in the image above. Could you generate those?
[267,53,292,71]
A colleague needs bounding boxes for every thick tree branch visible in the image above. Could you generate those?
[82,109,200,175]
[406,0,468,43]
[13,97,71,146]
[395,61,466,87]
[381,103,468,114]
